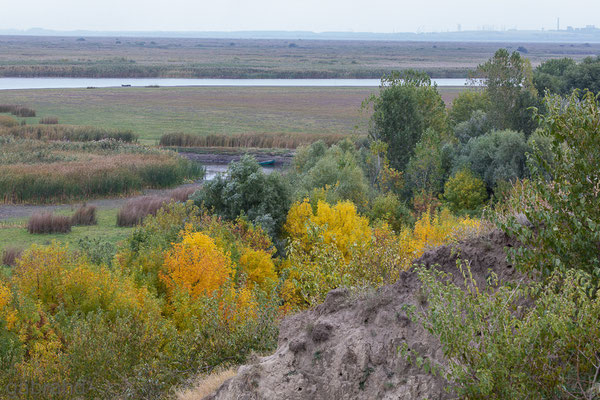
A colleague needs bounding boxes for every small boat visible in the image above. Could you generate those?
[121,84,131,87]
[258,159,275,166]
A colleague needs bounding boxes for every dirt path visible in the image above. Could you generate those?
[0,182,203,222]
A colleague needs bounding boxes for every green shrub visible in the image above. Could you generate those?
[417,264,600,399]
[498,90,600,283]
[443,169,487,214]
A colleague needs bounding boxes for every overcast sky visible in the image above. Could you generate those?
[1,0,598,33]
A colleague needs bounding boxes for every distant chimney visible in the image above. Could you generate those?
[557,17,560,31]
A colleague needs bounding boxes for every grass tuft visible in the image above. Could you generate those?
[2,246,23,266]
[116,196,168,227]
[28,212,72,234]
[71,204,97,226]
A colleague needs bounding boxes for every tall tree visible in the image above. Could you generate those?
[475,49,539,134]
[366,70,447,172]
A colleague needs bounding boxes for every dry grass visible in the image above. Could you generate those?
[70,204,97,226]
[160,132,353,149]
[27,212,72,234]
[176,367,237,400]
[2,246,23,266]
[0,115,18,128]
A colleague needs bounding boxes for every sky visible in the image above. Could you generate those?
[1,0,599,33]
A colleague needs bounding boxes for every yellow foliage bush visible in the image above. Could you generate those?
[283,206,482,309]
[13,242,161,320]
[0,281,16,330]
[238,248,277,291]
[398,208,482,268]
[162,231,233,298]
[285,199,371,259]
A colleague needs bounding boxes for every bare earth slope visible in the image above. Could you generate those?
[207,230,519,400]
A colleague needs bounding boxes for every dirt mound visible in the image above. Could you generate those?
[207,230,519,400]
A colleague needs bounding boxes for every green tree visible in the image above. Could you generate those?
[292,140,371,209]
[192,155,291,237]
[366,70,448,171]
[404,128,454,198]
[475,49,539,134]
[498,90,600,283]
[533,57,576,95]
[455,129,530,191]
[448,90,490,126]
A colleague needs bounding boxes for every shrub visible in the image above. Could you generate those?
[368,193,412,232]
[39,117,59,125]
[116,196,168,227]
[417,265,600,399]
[161,231,233,298]
[27,212,71,234]
[77,237,116,266]
[70,204,97,226]
[0,115,18,128]
[1,247,23,267]
[285,199,371,260]
[443,168,488,214]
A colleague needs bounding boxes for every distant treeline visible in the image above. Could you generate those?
[534,56,600,95]
[0,64,469,79]
[159,132,356,149]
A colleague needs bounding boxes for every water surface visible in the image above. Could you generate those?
[0,78,473,90]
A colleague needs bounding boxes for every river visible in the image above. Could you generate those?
[0,77,474,90]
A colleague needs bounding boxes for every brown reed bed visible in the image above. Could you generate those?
[28,212,72,234]
[2,247,23,266]
[39,117,59,125]
[0,124,137,142]
[0,153,202,204]
[70,204,97,226]
[0,104,36,117]
[159,132,353,149]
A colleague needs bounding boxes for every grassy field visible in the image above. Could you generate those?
[0,207,133,252]
[1,36,599,78]
[0,86,465,143]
